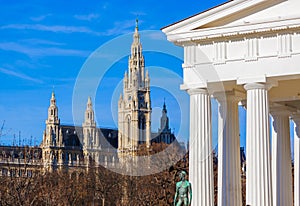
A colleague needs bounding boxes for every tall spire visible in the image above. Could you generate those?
[135,18,139,30]
[163,98,167,113]
[160,100,169,132]
[84,96,95,122]
[133,18,140,44]
[87,96,92,108]
[46,90,59,128]
[50,91,56,105]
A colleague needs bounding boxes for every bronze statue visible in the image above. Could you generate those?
[174,170,192,206]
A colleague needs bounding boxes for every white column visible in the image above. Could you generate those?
[244,83,272,206]
[188,88,214,206]
[271,109,292,206]
[292,114,300,206]
[215,92,242,206]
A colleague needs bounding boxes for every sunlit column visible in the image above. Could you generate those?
[292,114,300,206]
[244,83,272,206]
[271,108,292,206]
[215,91,242,206]
[188,88,214,206]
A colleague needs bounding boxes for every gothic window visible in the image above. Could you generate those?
[127,116,131,143]
[139,115,146,141]
[51,110,53,115]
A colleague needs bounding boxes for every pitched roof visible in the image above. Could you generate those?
[161,0,232,30]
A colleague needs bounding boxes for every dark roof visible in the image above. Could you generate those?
[60,125,119,149]
[161,0,233,31]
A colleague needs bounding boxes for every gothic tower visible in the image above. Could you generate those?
[82,97,100,162]
[42,91,62,169]
[82,97,97,149]
[118,20,151,154]
[157,100,173,144]
[43,91,61,147]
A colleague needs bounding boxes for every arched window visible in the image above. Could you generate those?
[127,116,131,146]
[139,115,146,142]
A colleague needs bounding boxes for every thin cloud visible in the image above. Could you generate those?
[144,32,166,40]
[30,14,51,22]
[105,20,138,36]
[0,67,43,83]
[0,42,91,57]
[102,2,109,9]
[0,21,140,37]
[74,13,100,21]
[0,24,100,35]
[130,11,147,16]
[20,39,65,46]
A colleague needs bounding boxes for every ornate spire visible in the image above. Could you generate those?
[163,98,167,113]
[133,18,140,44]
[50,91,56,105]
[135,18,139,29]
[46,90,59,126]
[83,96,95,126]
[160,100,169,132]
[87,96,92,108]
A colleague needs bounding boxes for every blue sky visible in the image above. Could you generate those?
[0,0,257,149]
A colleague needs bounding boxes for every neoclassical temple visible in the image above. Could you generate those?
[163,0,300,205]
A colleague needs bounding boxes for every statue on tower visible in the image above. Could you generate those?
[174,170,192,206]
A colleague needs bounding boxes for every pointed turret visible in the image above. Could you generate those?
[47,91,59,124]
[128,18,145,89]
[45,91,60,145]
[157,100,174,144]
[160,99,169,132]
[83,96,96,127]
[83,97,96,151]
[42,91,61,167]
[145,70,150,89]
[124,71,128,88]
[87,96,92,107]
[133,18,140,44]
[51,91,56,105]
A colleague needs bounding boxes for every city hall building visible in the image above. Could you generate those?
[0,23,176,176]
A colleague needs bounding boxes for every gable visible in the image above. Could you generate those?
[163,0,299,36]
[195,0,288,29]
[216,0,300,29]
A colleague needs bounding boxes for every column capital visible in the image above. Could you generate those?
[292,113,300,122]
[292,113,300,138]
[244,82,271,91]
[187,88,208,96]
[270,104,295,117]
[213,89,245,103]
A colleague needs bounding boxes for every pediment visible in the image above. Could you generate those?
[163,0,300,36]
